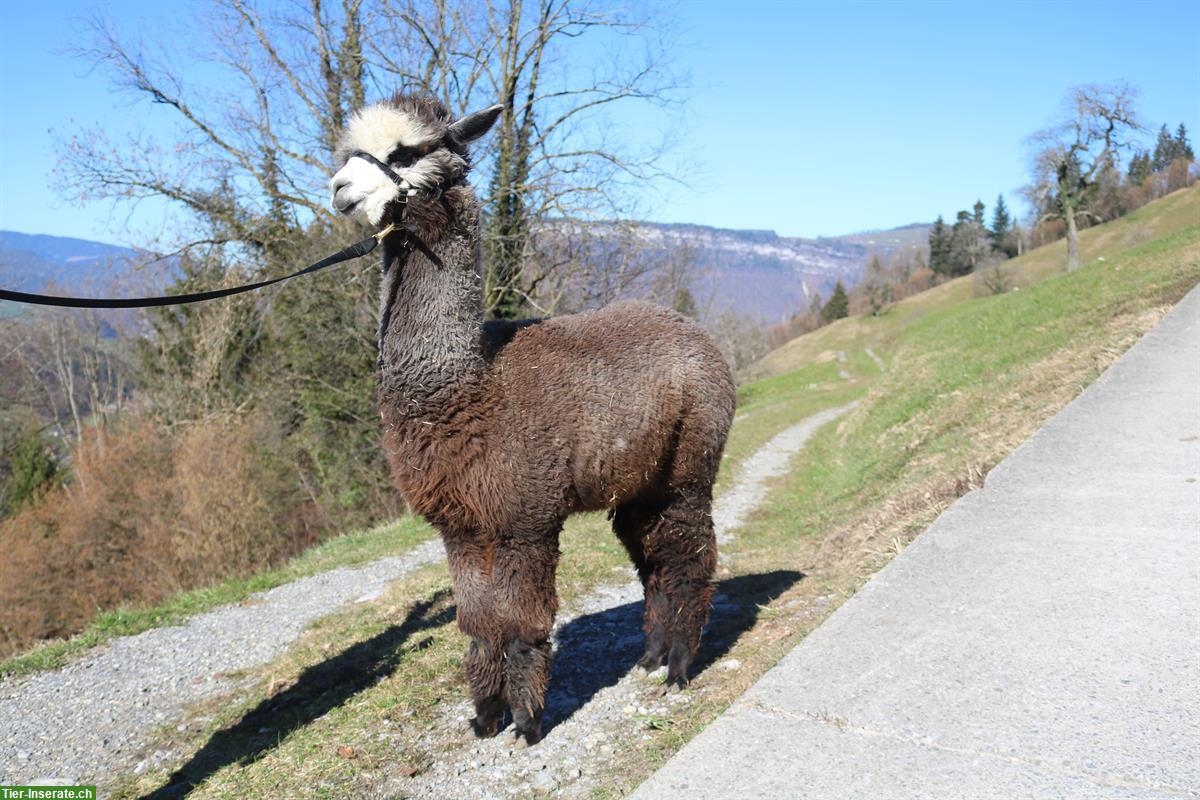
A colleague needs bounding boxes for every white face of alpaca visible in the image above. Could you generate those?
[330,101,503,226]
[329,104,439,226]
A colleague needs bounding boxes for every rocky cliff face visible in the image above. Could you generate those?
[624,221,928,321]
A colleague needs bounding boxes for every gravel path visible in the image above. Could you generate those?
[713,403,857,548]
[0,403,853,793]
[833,351,852,380]
[864,347,885,372]
[0,540,446,785]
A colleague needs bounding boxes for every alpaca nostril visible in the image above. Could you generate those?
[331,182,358,213]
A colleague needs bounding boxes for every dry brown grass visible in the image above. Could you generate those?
[0,413,319,657]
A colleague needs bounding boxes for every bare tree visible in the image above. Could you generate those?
[58,0,685,320]
[1025,83,1141,272]
[860,254,894,317]
[58,2,370,262]
[708,311,769,379]
[461,0,686,317]
[3,307,130,447]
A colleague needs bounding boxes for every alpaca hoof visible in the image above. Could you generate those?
[656,680,685,697]
[511,723,542,747]
[470,695,504,738]
[636,651,665,673]
[470,715,500,738]
[637,663,667,680]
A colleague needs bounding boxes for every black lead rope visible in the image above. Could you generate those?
[0,230,387,309]
[1,153,443,309]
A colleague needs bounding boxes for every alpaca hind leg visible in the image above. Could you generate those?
[643,485,717,689]
[613,498,669,671]
[495,532,560,746]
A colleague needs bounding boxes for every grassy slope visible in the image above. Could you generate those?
[107,188,1200,798]
[610,192,1200,792]
[749,185,1200,382]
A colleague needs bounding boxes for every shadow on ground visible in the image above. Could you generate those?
[140,590,456,799]
[140,570,800,796]
[542,569,803,734]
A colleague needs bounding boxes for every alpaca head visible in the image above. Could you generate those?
[329,94,502,227]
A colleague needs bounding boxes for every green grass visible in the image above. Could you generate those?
[0,515,435,678]
[750,224,1200,557]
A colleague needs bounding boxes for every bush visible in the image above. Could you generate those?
[1,425,58,517]
[0,412,319,657]
[904,267,937,296]
[974,261,1014,296]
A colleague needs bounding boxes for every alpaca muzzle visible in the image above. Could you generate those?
[329,150,445,220]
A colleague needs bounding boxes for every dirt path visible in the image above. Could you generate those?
[834,350,852,380]
[0,403,853,793]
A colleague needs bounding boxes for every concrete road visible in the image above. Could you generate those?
[632,285,1200,799]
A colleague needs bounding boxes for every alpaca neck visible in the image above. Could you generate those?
[377,192,485,414]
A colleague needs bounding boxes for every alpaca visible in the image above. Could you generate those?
[328,94,735,745]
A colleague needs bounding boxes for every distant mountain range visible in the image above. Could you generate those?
[0,231,150,295]
[627,221,929,321]
[1,221,929,323]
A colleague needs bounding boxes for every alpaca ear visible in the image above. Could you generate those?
[449,104,503,145]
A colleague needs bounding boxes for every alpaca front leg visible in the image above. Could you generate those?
[465,636,505,737]
[444,536,506,738]
[496,532,561,746]
[503,633,553,746]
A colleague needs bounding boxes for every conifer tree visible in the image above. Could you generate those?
[821,281,849,323]
[672,286,698,318]
[1127,151,1152,185]
[1175,123,1194,161]
[1152,124,1174,170]
[947,210,988,276]
[972,199,986,227]
[989,194,1011,248]
[928,215,950,275]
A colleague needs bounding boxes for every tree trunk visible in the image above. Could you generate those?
[1065,203,1080,272]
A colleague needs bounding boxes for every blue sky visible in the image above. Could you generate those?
[1,0,1197,246]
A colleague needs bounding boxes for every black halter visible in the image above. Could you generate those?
[348,150,443,202]
[350,150,407,189]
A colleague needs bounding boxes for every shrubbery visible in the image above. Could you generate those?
[0,413,320,657]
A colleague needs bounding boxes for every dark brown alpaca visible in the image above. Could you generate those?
[328,94,735,745]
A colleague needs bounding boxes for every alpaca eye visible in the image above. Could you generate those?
[388,146,417,167]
